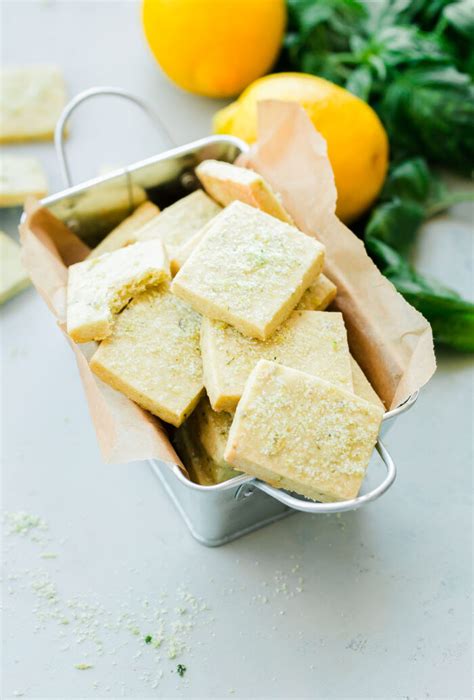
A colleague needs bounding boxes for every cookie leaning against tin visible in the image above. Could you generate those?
[225,360,384,502]
[67,239,170,343]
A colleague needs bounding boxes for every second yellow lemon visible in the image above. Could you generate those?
[142,0,286,98]
[214,73,389,222]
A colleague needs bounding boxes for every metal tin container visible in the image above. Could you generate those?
[38,88,418,546]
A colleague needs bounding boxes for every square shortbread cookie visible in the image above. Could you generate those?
[296,273,337,311]
[170,218,216,273]
[0,231,29,303]
[196,159,293,223]
[135,190,221,273]
[88,201,160,258]
[350,357,385,410]
[90,286,203,427]
[225,360,384,502]
[0,156,48,207]
[201,310,353,412]
[172,201,325,340]
[67,239,170,343]
[0,65,66,143]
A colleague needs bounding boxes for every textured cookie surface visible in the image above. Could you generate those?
[296,273,337,311]
[88,202,160,258]
[225,360,383,502]
[0,156,48,207]
[90,287,203,427]
[172,201,325,340]
[67,239,170,343]
[201,310,353,412]
[135,190,221,273]
[0,65,66,142]
[0,231,30,303]
[196,159,293,223]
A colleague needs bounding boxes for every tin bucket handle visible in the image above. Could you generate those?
[54,86,174,188]
[240,440,396,514]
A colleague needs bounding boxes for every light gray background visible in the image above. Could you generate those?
[1,2,472,699]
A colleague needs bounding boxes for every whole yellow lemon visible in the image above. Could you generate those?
[213,73,389,222]
[142,0,286,98]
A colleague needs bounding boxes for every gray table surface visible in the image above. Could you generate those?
[1,2,472,699]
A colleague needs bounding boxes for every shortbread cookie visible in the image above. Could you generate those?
[0,156,48,207]
[196,159,293,223]
[171,218,215,273]
[201,310,353,412]
[0,231,30,303]
[135,190,221,273]
[90,287,203,427]
[88,201,160,258]
[0,65,66,143]
[67,239,170,343]
[296,273,337,311]
[191,397,234,468]
[172,201,325,340]
[174,418,238,485]
[225,360,384,502]
[350,357,385,410]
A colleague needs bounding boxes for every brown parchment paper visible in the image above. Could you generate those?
[238,101,436,409]
[19,101,436,465]
[20,200,184,467]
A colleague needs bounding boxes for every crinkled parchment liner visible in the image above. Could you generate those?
[19,101,435,465]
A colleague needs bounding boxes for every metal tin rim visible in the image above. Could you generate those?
[166,389,418,494]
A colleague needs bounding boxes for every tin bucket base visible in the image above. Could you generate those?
[149,460,293,547]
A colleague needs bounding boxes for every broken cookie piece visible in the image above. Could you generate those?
[225,360,384,502]
[67,239,170,343]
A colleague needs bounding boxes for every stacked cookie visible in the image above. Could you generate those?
[66,160,384,503]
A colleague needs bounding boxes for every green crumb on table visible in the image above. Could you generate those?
[145,634,152,644]
[176,664,187,677]
[74,663,93,670]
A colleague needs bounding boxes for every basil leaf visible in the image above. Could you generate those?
[380,66,474,173]
[380,157,432,203]
[443,0,474,38]
[345,65,373,99]
[366,200,425,254]
[366,238,474,351]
